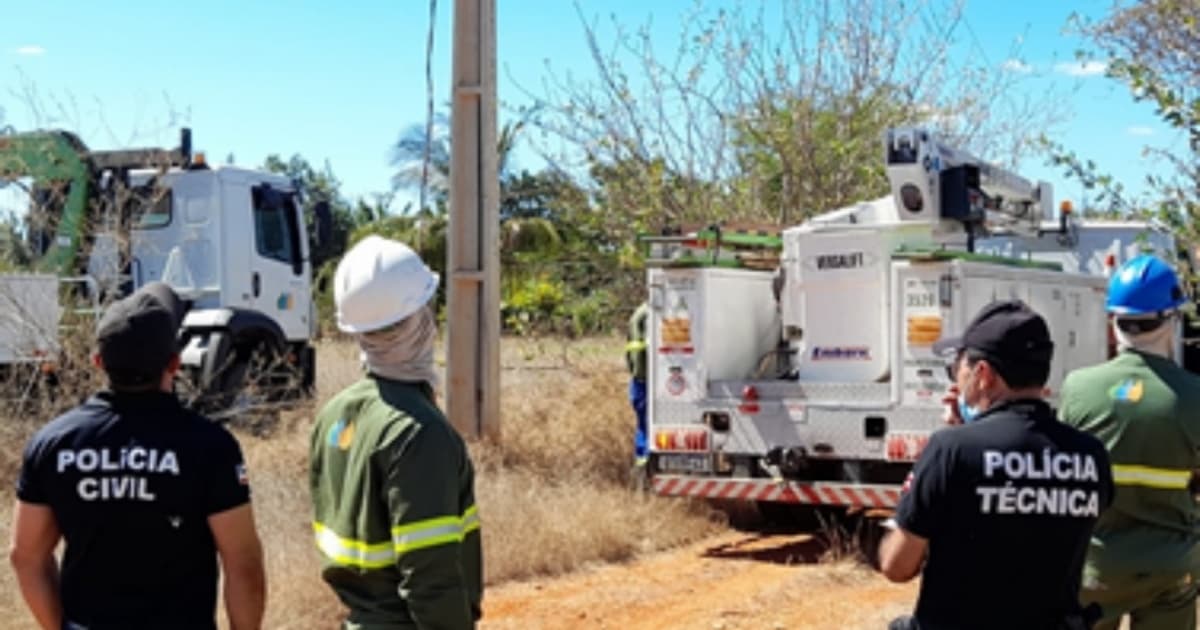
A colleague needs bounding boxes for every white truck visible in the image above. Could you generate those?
[642,127,1179,518]
[0,128,330,417]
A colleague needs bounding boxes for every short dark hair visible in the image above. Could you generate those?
[1115,314,1171,335]
[936,301,1053,391]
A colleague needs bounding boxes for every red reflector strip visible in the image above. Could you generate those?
[651,475,901,508]
[738,403,760,414]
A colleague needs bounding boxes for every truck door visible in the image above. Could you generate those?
[247,184,309,342]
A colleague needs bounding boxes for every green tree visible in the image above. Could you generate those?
[389,111,532,214]
[1045,1,1197,233]
[524,0,1064,231]
[387,111,587,261]
[261,154,359,270]
[385,111,626,334]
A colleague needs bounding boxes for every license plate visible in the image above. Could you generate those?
[657,453,712,473]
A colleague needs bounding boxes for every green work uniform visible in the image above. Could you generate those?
[310,377,483,630]
[625,302,649,381]
[1059,350,1200,630]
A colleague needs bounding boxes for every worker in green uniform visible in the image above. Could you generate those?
[310,236,483,630]
[626,302,649,469]
[1059,254,1200,630]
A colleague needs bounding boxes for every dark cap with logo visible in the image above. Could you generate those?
[96,282,185,390]
[932,300,1054,386]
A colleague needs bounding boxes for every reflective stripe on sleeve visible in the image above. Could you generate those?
[313,522,397,569]
[625,340,647,353]
[392,515,466,554]
[462,505,481,534]
[315,505,482,567]
[1112,464,1192,489]
[390,504,482,556]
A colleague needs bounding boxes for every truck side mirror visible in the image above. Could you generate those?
[313,200,333,251]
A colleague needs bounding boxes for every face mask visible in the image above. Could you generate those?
[957,392,982,423]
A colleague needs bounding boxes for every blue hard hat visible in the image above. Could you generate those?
[1106,254,1187,315]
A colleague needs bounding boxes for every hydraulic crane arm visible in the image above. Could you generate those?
[0,128,192,276]
[0,130,95,275]
[883,127,1054,243]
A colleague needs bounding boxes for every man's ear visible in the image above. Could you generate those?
[166,354,182,376]
[981,360,1006,391]
[92,353,104,369]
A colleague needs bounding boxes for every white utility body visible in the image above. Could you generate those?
[646,127,1178,512]
[0,274,61,365]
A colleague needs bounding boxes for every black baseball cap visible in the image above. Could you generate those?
[96,282,185,390]
[932,300,1054,386]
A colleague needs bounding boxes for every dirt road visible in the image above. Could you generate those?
[481,530,918,629]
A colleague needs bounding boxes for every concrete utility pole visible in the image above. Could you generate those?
[446,0,500,440]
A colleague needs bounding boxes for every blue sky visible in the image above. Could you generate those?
[0,0,1180,214]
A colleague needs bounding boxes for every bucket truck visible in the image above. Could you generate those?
[640,127,1178,520]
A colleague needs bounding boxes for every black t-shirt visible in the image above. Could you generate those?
[895,399,1114,630]
[16,391,251,630]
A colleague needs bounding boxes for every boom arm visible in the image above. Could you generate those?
[0,128,192,276]
[0,130,94,275]
[883,127,1053,242]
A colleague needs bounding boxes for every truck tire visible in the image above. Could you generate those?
[855,515,888,570]
[194,332,280,421]
[199,330,234,396]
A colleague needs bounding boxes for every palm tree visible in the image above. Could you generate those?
[389,111,527,214]
[390,113,451,213]
[388,112,568,257]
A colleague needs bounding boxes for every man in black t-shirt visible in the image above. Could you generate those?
[8,282,266,630]
[878,300,1114,630]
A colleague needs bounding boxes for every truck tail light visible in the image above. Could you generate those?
[739,385,760,414]
[885,432,930,462]
[653,427,710,452]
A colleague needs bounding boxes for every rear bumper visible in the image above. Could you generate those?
[652,474,901,509]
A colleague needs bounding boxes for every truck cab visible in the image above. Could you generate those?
[123,163,318,416]
[128,166,313,341]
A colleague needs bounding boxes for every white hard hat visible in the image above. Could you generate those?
[334,235,439,333]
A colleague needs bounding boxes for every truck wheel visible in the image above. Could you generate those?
[852,513,889,570]
[198,331,234,397]
[194,334,279,422]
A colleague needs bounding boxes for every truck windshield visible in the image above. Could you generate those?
[128,182,172,229]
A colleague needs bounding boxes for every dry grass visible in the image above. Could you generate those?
[0,335,720,629]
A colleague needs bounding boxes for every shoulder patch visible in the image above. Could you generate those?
[1108,379,1144,403]
[327,417,356,450]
